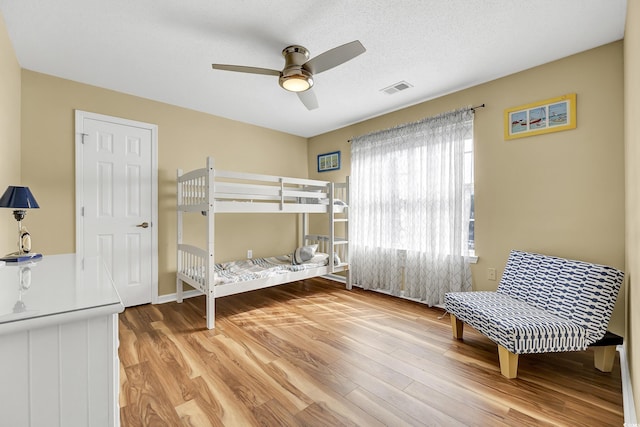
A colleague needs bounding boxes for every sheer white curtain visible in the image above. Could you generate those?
[350,107,473,305]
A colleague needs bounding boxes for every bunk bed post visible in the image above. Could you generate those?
[206,156,215,329]
[301,211,308,247]
[279,178,285,211]
[177,168,184,303]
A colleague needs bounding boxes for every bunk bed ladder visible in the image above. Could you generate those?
[329,182,336,275]
[344,176,351,289]
[329,179,352,289]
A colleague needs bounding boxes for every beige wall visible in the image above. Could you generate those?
[20,70,308,296]
[309,41,626,335]
[625,0,640,416]
[0,13,21,255]
[6,8,634,409]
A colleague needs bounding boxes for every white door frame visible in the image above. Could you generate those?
[75,110,159,304]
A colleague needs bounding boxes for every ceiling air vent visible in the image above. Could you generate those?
[381,81,413,95]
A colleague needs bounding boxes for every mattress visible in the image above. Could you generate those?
[185,253,330,286]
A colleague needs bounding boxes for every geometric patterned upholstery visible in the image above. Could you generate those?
[444,250,624,355]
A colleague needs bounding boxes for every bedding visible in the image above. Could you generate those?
[292,244,318,264]
[186,252,330,286]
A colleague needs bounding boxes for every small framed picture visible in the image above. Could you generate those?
[317,151,341,172]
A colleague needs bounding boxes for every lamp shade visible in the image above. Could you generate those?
[0,186,40,209]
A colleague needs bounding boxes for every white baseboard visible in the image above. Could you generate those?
[349,281,443,309]
[323,273,347,283]
[618,344,638,424]
[156,289,202,304]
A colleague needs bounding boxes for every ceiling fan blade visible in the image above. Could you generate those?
[298,89,319,110]
[211,64,280,76]
[303,40,366,75]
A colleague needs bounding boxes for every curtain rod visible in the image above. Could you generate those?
[347,103,485,143]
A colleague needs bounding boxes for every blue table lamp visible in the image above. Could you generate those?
[0,186,42,261]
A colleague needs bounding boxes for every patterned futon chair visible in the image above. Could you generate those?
[444,250,624,378]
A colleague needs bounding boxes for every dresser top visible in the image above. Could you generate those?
[0,253,123,334]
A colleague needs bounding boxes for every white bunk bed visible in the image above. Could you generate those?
[176,157,351,329]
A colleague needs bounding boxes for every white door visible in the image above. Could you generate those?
[75,111,158,307]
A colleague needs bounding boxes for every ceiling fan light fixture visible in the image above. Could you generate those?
[211,40,365,109]
[279,69,313,92]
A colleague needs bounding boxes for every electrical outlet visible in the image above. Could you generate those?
[487,268,496,281]
[247,249,252,259]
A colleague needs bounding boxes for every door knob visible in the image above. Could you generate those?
[136,222,150,228]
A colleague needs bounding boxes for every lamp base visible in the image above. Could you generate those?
[0,253,43,263]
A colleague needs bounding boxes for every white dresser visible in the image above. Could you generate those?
[0,254,124,427]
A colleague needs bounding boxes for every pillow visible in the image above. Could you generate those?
[292,244,318,265]
[307,253,329,265]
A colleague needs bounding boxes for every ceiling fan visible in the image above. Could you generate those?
[211,40,366,110]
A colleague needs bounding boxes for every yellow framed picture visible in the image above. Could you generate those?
[504,93,576,140]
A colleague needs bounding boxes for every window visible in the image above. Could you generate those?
[351,132,474,256]
[349,107,474,303]
[464,138,475,255]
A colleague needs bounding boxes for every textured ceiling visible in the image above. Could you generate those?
[0,0,627,137]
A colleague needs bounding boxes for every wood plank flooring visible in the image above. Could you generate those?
[119,278,624,426]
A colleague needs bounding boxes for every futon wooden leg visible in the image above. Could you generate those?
[450,314,464,339]
[498,345,519,379]
[594,345,616,372]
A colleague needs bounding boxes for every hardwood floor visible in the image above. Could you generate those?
[119,278,623,426]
